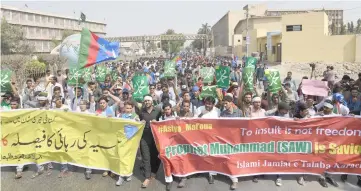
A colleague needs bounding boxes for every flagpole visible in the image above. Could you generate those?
[75,76,78,111]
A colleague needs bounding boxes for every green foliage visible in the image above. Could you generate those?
[1,18,33,54]
[146,41,157,53]
[25,60,46,70]
[161,29,185,55]
[330,22,337,35]
[191,23,211,55]
[357,19,361,34]
[340,22,346,35]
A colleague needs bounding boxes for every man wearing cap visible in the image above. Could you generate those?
[250,97,266,118]
[312,102,340,187]
[138,95,162,188]
[190,86,204,109]
[23,92,50,109]
[1,93,12,110]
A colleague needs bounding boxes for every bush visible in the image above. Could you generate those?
[25,60,46,70]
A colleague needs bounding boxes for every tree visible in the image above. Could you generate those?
[350,21,354,33]
[51,29,77,48]
[330,22,337,35]
[161,29,185,56]
[191,23,212,55]
[146,41,157,53]
[1,19,33,54]
[340,22,346,35]
[347,22,351,34]
[356,19,361,34]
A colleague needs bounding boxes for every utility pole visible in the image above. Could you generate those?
[168,41,171,59]
[245,7,249,58]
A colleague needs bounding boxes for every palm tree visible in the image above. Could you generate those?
[198,23,211,56]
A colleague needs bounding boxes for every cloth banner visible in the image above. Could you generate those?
[301,79,329,97]
[265,69,282,93]
[68,67,92,85]
[200,85,217,99]
[200,67,215,84]
[0,110,145,176]
[245,57,257,68]
[215,66,230,89]
[151,117,361,182]
[242,67,255,91]
[95,65,108,82]
[163,61,176,78]
[132,76,149,102]
[0,69,13,93]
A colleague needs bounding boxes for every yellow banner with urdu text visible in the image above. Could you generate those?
[0,109,144,176]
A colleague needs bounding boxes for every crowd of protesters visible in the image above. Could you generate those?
[1,54,361,190]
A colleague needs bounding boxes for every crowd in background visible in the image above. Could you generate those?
[1,54,361,190]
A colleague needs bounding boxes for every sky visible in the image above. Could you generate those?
[2,0,361,37]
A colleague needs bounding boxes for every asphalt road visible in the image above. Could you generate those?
[2,158,361,191]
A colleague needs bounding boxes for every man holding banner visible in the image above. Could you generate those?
[138,95,162,188]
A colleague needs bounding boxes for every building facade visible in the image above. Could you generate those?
[211,4,267,56]
[266,8,343,34]
[1,5,106,53]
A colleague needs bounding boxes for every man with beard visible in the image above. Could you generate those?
[220,95,242,189]
[347,87,361,115]
[138,95,162,189]
[238,92,252,117]
[194,96,220,184]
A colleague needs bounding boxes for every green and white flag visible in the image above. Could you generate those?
[82,67,92,82]
[95,66,108,82]
[215,65,230,89]
[200,67,215,84]
[200,85,217,99]
[245,57,258,68]
[132,76,149,102]
[242,67,255,91]
[265,69,282,93]
[111,70,119,81]
[163,61,176,78]
[68,67,84,86]
[0,69,13,93]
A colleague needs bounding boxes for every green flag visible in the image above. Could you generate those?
[163,61,176,78]
[95,66,108,82]
[242,67,255,91]
[68,67,84,86]
[200,85,217,99]
[215,65,230,89]
[0,69,13,93]
[265,69,282,93]
[132,76,149,102]
[200,67,215,84]
[82,67,92,82]
[111,70,119,81]
[245,57,258,68]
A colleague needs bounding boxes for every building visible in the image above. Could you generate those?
[0,5,106,53]
[252,12,359,63]
[211,4,267,56]
[212,3,346,57]
[266,8,343,34]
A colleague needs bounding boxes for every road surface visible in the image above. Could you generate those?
[2,159,360,191]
